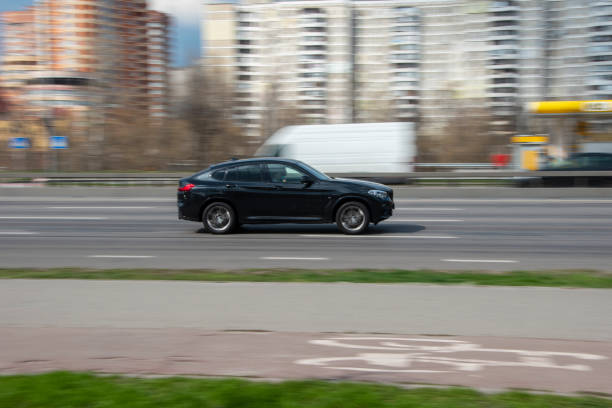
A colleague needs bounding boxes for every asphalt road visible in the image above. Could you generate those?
[2,186,612,393]
[0,186,611,270]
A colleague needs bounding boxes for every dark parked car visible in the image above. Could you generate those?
[177,158,394,234]
[516,153,612,187]
[541,152,612,171]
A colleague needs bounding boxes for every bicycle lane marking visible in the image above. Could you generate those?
[295,337,608,374]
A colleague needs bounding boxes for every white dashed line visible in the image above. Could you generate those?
[394,198,612,203]
[261,257,329,261]
[88,255,156,259]
[0,216,108,220]
[301,234,457,239]
[388,219,464,223]
[0,231,39,235]
[396,208,463,211]
[442,259,518,263]
[47,206,155,210]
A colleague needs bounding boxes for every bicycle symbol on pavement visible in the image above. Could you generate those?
[296,337,607,374]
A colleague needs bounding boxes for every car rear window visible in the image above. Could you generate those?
[211,170,226,180]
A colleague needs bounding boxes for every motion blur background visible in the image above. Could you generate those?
[0,0,611,172]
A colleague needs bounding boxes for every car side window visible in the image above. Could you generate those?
[195,170,226,181]
[211,170,226,180]
[603,156,612,169]
[225,164,262,182]
[267,164,306,184]
[591,156,612,169]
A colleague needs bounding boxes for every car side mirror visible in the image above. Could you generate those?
[301,175,314,186]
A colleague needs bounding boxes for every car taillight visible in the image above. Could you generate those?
[178,183,195,192]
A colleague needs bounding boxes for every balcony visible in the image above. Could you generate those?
[298,17,326,28]
[300,8,325,16]
[301,26,327,34]
[298,100,327,109]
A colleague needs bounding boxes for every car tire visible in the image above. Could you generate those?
[336,201,370,235]
[202,202,236,234]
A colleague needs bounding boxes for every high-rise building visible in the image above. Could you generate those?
[203,0,612,144]
[204,0,422,141]
[0,9,39,108]
[0,0,171,119]
[147,10,171,119]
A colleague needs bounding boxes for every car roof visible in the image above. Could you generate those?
[208,157,304,170]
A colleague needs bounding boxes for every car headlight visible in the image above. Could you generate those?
[368,189,389,200]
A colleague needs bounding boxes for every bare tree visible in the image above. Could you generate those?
[179,68,249,166]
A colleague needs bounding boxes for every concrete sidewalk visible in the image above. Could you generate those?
[1,280,611,341]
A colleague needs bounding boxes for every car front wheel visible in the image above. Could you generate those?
[336,201,369,235]
[203,202,236,234]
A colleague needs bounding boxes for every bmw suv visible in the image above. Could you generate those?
[177,158,394,234]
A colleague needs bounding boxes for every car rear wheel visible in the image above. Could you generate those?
[336,201,369,235]
[203,202,236,234]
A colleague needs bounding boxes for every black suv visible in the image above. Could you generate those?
[177,158,394,234]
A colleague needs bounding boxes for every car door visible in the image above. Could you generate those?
[222,163,277,220]
[263,163,328,220]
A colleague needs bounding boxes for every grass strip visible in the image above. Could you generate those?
[0,372,609,408]
[0,268,611,288]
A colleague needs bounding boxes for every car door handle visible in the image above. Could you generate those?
[225,184,236,189]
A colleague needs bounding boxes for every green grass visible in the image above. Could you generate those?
[0,372,609,408]
[0,268,611,288]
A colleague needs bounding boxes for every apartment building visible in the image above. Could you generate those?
[0,9,39,108]
[203,0,612,143]
[204,0,422,140]
[0,0,171,119]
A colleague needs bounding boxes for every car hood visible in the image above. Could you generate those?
[332,178,392,192]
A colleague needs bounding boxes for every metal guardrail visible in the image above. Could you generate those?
[2,170,612,186]
[415,163,496,169]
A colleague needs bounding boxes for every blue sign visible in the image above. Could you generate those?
[8,137,31,149]
[49,136,68,149]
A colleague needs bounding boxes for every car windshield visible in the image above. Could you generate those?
[296,161,332,180]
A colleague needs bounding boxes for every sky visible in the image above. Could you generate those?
[0,0,201,67]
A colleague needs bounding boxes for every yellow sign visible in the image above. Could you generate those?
[521,149,540,171]
[511,135,549,144]
[528,100,612,114]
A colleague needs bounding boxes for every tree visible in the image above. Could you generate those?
[179,67,249,166]
[418,102,502,163]
[0,89,11,117]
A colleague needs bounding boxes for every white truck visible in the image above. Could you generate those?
[254,122,416,176]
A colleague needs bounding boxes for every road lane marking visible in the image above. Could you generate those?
[47,206,155,210]
[0,216,108,220]
[396,207,463,211]
[388,219,464,223]
[261,256,329,261]
[395,198,612,203]
[301,234,457,239]
[88,255,156,259]
[0,231,39,235]
[0,197,175,202]
[442,259,517,263]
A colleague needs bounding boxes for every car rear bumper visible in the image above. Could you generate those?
[177,195,200,221]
